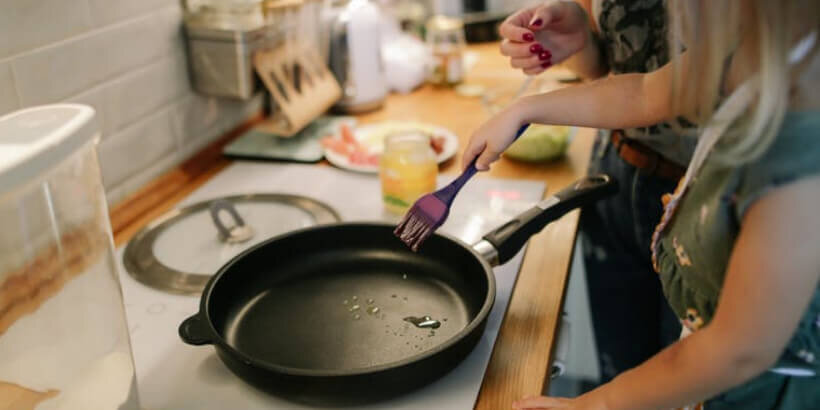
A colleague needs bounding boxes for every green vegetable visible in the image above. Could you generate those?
[504,125,571,162]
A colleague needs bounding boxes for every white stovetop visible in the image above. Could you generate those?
[116,162,545,410]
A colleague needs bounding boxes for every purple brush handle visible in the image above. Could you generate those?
[433,124,530,206]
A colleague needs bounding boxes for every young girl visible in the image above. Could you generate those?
[464,1,820,408]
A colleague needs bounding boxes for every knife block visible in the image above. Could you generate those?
[253,41,341,137]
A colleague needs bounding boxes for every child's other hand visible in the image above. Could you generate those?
[462,104,526,171]
[499,1,591,75]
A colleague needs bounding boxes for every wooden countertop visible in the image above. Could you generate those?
[110,42,593,409]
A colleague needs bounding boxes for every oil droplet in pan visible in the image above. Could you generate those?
[367,306,380,315]
[367,298,375,305]
[403,316,441,329]
[349,304,360,312]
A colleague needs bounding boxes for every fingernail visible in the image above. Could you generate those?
[544,49,552,58]
[538,51,550,60]
[531,18,543,26]
[541,61,552,68]
[523,33,534,42]
[529,44,542,53]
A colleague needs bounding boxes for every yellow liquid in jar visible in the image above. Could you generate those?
[380,136,438,214]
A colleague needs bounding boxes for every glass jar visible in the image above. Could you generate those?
[426,15,466,86]
[0,105,139,410]
[380,133,438,214]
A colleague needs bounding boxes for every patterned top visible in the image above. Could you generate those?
[654,112,820,378]
[592,0,697,166]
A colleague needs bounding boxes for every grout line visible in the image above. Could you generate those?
[168,94,194,153]
[83,0,94,31]
[105,150,181,206]
[102,98,181,146]
[62,51,190,136]
[8,62,23,109]
[2,3,181,62]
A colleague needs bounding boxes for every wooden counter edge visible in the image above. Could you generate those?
[474,212,580,409]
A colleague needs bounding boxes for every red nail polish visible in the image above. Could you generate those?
[532,18,543,26]
[538,51,550,60]
[541,61,552,68]
[544,49,552,58]
[523,33,534,42]
[529,44,543,53]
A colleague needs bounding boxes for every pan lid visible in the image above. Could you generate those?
[123,193,340,295]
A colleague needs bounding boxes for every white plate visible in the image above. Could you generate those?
[323,121,460,174]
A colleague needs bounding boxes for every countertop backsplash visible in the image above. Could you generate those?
[0,0,263,206]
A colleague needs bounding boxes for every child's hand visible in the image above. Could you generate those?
[499,1,591,75]
[462,104,526,171]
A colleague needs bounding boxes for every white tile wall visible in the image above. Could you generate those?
[11,5,183,107]
[103,51,191,133]
[0,0,92,60]
[98,106,178,190]
[64,86,109,136]
[172,93,265,164]
[88,0,175,27]
[0,2,261,206]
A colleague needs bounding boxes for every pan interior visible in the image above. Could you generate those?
[207,224,490,372]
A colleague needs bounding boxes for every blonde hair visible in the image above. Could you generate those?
[669,0,819,166]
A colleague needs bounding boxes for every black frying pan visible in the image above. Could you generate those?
[179,174,616,404]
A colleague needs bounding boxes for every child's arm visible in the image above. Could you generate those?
[514,175,820,410]
[462,52,690,170]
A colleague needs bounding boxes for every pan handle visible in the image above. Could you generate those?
[479,174,617,265]
[179,313,214,346]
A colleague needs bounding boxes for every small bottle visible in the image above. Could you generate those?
[380,133,438,214]
[426,15,466,86]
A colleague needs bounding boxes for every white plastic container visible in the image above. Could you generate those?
[0,105,139,410]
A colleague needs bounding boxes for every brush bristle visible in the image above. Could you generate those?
[394,195,448,251]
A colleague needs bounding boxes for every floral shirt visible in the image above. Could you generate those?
[593,0,698,166]
[653,112,820,408]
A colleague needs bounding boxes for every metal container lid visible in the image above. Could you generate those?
[123,193,340,295]
[0,104,98,196]
[183,22,273,43]
[426,15,464,32]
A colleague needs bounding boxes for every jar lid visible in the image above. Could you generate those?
[0,104,98,196]
[123,193,340,295]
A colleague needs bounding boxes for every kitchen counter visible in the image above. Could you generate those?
[110,42,594,409]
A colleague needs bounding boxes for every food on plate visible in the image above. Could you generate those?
[430,135,446,155]
[504,124,571,162]
[320,136,353,156]
[349,149,380,166]
[321,122,450,167]
[339,123,359,147]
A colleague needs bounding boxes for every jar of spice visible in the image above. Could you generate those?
[380,133,438,214]
[426,15,466,86]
